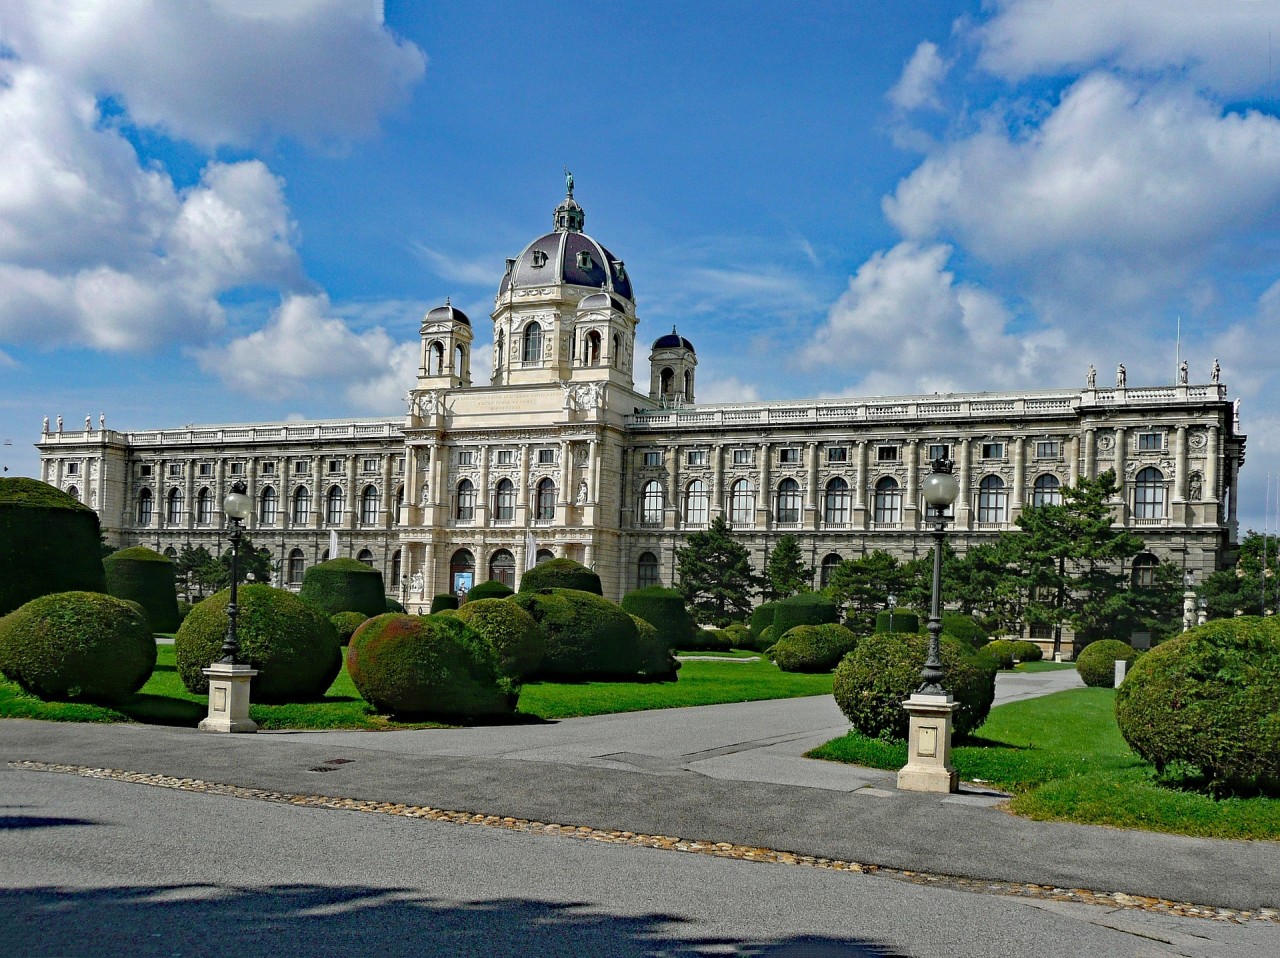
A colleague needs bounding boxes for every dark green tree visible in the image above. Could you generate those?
[1200,530,1280,619]
[823,550,913,635]
[208,536,275,590]
[762,534,813,601]
[174,545,217,600]
[945,539,1028,636]
[675,515,759,626]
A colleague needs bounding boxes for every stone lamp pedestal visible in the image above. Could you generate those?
[897,693,958,793]
[199,662,259,733]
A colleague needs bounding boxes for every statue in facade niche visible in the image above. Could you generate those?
[410,571,424,595]
[1086,365,1096,389]
[576,480,588,505]
[1116,364,1126,388]
[1179,360,1188,385]
[1189,473,1203,500]
[1211,358,1220,384]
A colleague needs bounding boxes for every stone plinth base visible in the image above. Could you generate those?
[199,662,259,733]
[897,692,958,793]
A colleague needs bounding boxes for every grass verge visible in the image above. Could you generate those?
[807,687,1280,841]
[1015,661,1077,672]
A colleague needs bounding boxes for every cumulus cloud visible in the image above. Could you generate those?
[888,41,948,112]
[693,375,762,406]
[2,0,426,148]
[410,244,499,286]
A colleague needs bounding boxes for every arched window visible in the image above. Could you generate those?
[978,475,1007,523]
[451,548,475,593]
[489,549,516,587]
[163,546,178,561]
[287,548,305,585]
[684,480,708,526]
[454,344,466,377]
[660,367,674,397]
[729,478,755,526]
[136,488,153,525]
[683,370,693,402]
[612,333,620,368]
[196,487,212,525]
[259,486,278,524]
[522,322,543,364]
[292,486,311,525]
[820,553,842,589]
[775,478,801,523]
[360,485,379,525]
[536,478,556,521]
[637,551,660,588]
[1032,474,1062,508]
[1134,467,1166,519]
[167,488,183,524]
[586,330,601,365]
[321,549,330,563]
[536,548,555,564]
[640,480,664,525]
[873,477,902,524]
[357,548,374,567]
[325,485,345,525]
[391,548,402,585]
[1132,552,1159,588]
[395,484,404,524]
[456,479,475,521]
[65,484,80,502]
[824,477,851,525]
[428,340,444,376]
[494,478,515,521]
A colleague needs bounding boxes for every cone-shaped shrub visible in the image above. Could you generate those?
[511,588,642,679]
[0,478,105,616]
[298,558,386,617]
[176,584,341,702]
[346,613,516,718]
[772,623,859,673]
[103,546,180,632]
[466,579,514,601]
[517,558,603,595]
[1076,639,1136,688]
[455,598,545,679]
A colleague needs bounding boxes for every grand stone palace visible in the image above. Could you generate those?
[36,184,1247,625]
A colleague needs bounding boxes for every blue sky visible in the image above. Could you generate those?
[2,0,1279,532]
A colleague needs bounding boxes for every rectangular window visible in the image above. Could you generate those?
[779,447,799,464]
[198,463,213,477]
[927,443,951,463]
[1035,440,1060,459]
[1137,432,1164,452]
[395,456,405,474]
[293,459,310,474]
[537,449,555,465]
[169,463,182,477]
[458,451,474,466]
[732,449,753,465]
[642,451,662,467]
[876,445,899,463]
[981,442,1005,460]
[138,464,152,478]
[229,462,244,476]
[327,458,343,474]
[362,457,379,473]
[496,450,514,465]
[66,462,79,475]
[686,450,707,466]
[261,461,276,475]
[826,447,847,463]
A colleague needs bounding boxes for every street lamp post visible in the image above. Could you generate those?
[898,458,961,793]
[199,482,258,733]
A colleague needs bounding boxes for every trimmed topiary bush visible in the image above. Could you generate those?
[0,478,106,616]
[103,546,180,633]
[346,613,517,718]
[298,558,386,617]
[175,584,341,703]
[833,632,997,740]
[0,591,156,704]
[1115,617,1280,794]
[430,593,459,613]
[510,588,642,679]
[749,601,780,640]
[621,587,695,649]
[685,626,733,652]
[629,614,680,681]
[753,624,778,653]
[1013,639,1044,663]
[517,558,603,595]
[771,623,859,673]
[455,598,545,680]
[875,609,920,634]
[330,610,369,646]
[1076,639,1137,688]
[981,639,1020,670]
[176,600,194,623]
[385,597,406,613]
[466,579,515,601]
[720,622,753,650]
[922,613,987,649]
[772,593,839,639]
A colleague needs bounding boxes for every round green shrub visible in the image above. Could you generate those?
[875,609,920,634]
[430,593,460,613]
[621,587,695,649]
[772,623,859,673]
[749,601,780,640]
[330,611,369,646]
[772,594,839,638]
[923,613,988,649]
[981,639,1019,670]
[385,597,406,613]
[298,558,386,617]
[1076,639,1137,688]
[1013,639,1044,663]
[517,558,603,595]
[0,478,106,616]
[752,624,778,653]
[466,579,515,601]
[346,613,516,718]
[720,622,753,650]
[454,598,545,679]
[1115,617,1280,794]
[685,626,733,652]
[833,632,997,740]
[175,584,341,702]
[629,614,680,681]
[102,546,180,633]
[0,591,155,704]
[510,588,642,679]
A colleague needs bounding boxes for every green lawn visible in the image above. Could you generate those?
[674,648,759,659]
[1014,661,1077,672]
[808,687,1280,841]
[1,646,831,729]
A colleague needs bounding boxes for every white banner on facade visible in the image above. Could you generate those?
[329,529,339,560]
[525,529,537,570]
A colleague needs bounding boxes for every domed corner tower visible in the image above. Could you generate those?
[648,327,697,406]
[490,176,638,390]
[416,299,474,390]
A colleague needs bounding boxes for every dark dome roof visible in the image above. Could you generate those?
[424,302,470,326]
[652,328,695,353]
[578,291,628,312]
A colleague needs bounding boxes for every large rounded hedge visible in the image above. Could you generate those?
[922,613,988,649]
[330,611,369,646]
[875,609,920,634]
[0,478,106,616]
[466,579,514,602]
[833,632,997,740]
[750,602,780,640]
[103,546,180,633]
[454,598,545,679]
[685,626,733,652]
[981,639,1020,670]
[772,593,839,638]
[346,613,516,718]
[1013,639,1044,663]
[175,584,341,702]
[1116,618,1280,794]
[629,614,680,681]
[1076,639,1137,688]
[0,591,156,704]
[772,623,859,673]
[510,588,642,679]
[517,558,603,596]
[298,558,386,617]
[621,587,694,648]
[430,593,459,613]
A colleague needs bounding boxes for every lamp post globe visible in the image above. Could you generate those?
[219,482,251,664]
[920,459,959,694]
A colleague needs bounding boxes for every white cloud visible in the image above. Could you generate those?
[410,244,498,286]
[975,0,1280,97]
[694,375,761,406]
[888,41,948,112]
[2,0,426,148]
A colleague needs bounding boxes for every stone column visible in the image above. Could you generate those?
[711,444,725,519]
[246,458,258,532]
[666,445,680,530]
[381,452,395,529]
[1205,425,1220,506]
[517,444,532,522]
[311,455,323,529]
[757,442,771,530]
[589,439,601,503]
[1068,436,1080,486]
[956,439,971,528]
[1173,425,1188,521]
[345,454,358,530]
[184,463,195,531]
[806,442,819,528]
[1083,428,1096,480]
[905,439,920,530]
[477,445,490,524]
[1011,437,1025,517]
[559,440,571,509]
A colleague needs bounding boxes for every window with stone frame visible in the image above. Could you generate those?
[640,480,664,525]
[775,478,801,523]
[684,480,708,525]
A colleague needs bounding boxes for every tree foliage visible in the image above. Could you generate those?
[675,515,759,626]
[762,534,812,601]
[1200,530,1280,620]
[822,550,915,635]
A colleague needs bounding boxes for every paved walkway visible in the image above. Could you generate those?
[3,667,1277,911]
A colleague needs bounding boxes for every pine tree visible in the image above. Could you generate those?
[823,550,913,635]
[675,515,759,625]
[762,534,813,600]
